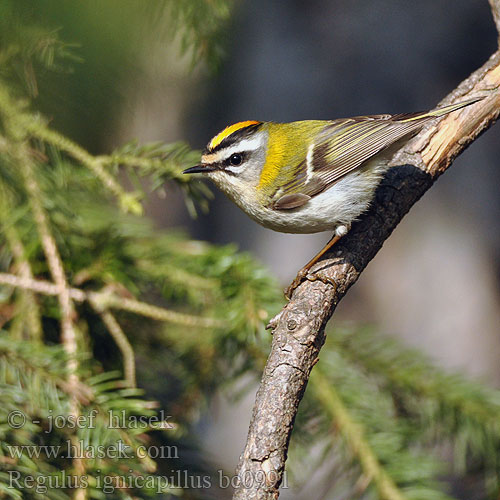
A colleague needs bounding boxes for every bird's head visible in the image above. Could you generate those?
[183,121,268,191]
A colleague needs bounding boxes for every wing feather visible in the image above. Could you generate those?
[271,113,430,210]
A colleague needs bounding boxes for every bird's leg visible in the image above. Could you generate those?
[284,231,344,299]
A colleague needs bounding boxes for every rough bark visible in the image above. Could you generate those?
[232,14,500,500]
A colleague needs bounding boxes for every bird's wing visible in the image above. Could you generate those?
[269,113,428,210]
[269,96,483,210]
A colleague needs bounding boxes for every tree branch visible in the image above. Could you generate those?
[310,371,405,500]
[0,209,42,340]
[20,150,87,500]
[94,307,137,388]
[26,122,143,215]
[232,42,500,500]
[489,0,500,38]
[0,272,225,328]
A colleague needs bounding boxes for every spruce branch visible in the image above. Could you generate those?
[0,272,225,328]
[233,8,500,499]
[95,291,225,327]
[104,140,212,216]
[0,197,42,340]
[18,154,87,500]
[92,305,136,388]
[99,150,190,181]
[19,156,78,372]
[162,0,232,70]
[329,326,500,493]
[288,340,457,500]
[0,109,88,496]
[0,335,93,405]
[0,338,159,495]
[0,5,280,498]
[25,121,143,215]
[334,327,500,434]
[311,371,405,500]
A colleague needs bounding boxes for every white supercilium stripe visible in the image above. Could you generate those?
[202,135,264,164]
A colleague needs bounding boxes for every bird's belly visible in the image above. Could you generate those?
[245,169,382,234]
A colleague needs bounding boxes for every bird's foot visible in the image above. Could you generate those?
[284,268,309,300]
[284,268,338,300]
[305,270,338,291]
[284,230,345,299]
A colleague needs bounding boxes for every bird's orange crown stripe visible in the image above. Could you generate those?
[209,120,260,151]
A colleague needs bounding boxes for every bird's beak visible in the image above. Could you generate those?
[182,165,216,174]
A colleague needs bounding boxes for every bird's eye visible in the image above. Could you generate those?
[229,153,242,166]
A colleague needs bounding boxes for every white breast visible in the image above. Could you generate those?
[210,160,388,234]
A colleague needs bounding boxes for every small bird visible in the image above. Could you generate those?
[184,98,480,297]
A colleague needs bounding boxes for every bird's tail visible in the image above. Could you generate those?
[401,96,484,122]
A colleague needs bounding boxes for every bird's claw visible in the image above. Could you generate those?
[284,268,309,300]
[305,270,338,291]
[284,269,337,300]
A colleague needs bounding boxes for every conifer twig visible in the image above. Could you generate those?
[0,272,225,328]
[335,328,500,431]
[25,122,143,214]
[93,306,136,387]
[311,371,405,500]
[0,207,42,340]
[233,16,500,500]
[20,152,87,500]
[20,158,78,368]
[99,153,187,180]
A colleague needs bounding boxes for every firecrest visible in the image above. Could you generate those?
[184,98,481,297]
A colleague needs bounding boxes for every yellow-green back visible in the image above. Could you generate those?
[258,121,327,198]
